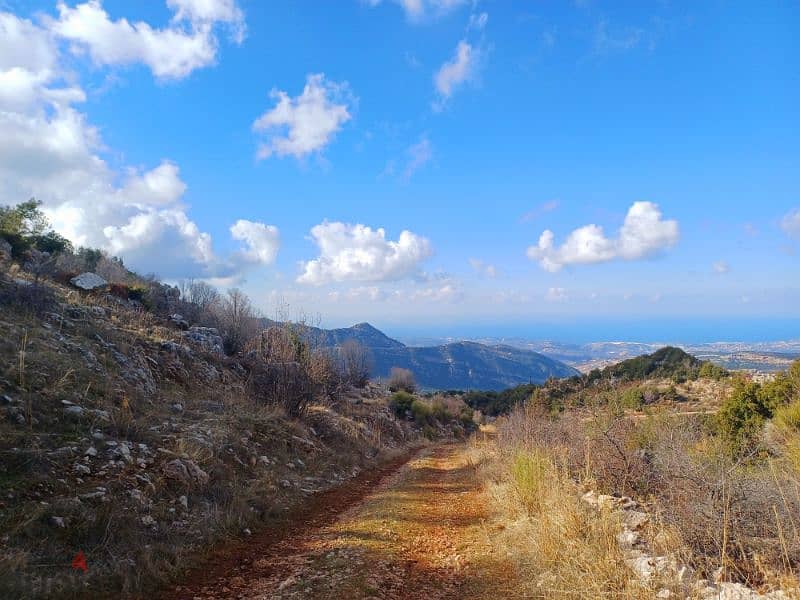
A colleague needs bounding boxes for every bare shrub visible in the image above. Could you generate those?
[496,402,800,589]
[340,339,372,388]
[215,288,261,354]
[388,367,416,393]
[244,327,312,417]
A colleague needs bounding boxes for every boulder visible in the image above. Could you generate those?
[162,458,209,487]
[170,313,189,330]
[183,326,225,355]
[70,272,109,292]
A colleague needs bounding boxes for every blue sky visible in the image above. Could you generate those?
[1,0,798,339]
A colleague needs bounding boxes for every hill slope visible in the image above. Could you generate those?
[298,323,579,390]
[599,346,704,381]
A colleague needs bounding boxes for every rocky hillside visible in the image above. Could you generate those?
[295,322,579,390]
[0,269,466,599]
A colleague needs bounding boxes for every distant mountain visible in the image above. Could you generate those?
[290,322,579,391]
[303,322,405,350]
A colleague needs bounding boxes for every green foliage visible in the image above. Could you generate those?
[604,346,702,382]
[717,380,778,449]
[464,383,539,416]
[459,406,475,427]
[620,387,645,410]
[698,361,729,380]
[410,399,433,424]
[774,400,800,433]
[389,391,415,418]
[77,247,104,271]
[0,199,71,257]
[33,230,72,255]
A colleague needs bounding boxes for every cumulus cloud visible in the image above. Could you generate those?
[252,73,354,160]
[781,208,800,240]
[49,0,245,80]
[527,201,679,272]
[230,219,280,265]
[0,7,278,281]
[468,258,497,278]
[433,39,481,108]
[298,222,433,285]
[366,0,469,22]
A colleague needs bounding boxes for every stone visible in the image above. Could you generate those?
[50,516,66,528]
[64,405,85,418]
[89,306,107,318]
[162,459,209,487]
[84,447,98,458]
[74,463,91,476]
[141,515,156,527]
[170,314,190,330]
[183,326,225,355]
[178,495,188,510]
[70,272,109,292]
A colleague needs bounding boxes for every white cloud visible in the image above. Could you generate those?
[545,287,568,302]
[367,0,469,22]
[433,40,481,108]
[49,0,244,80]
[408,283,461,302]
[781,208,800,240]
[253,73,354,160]
[403,136,433,179]
[0,8,276,281]
[468,258,497,278]
[527,201,679,272]
[467,12,488,31]
[712,260,729,274]
[298,222,433,285]
[230,219,280,265]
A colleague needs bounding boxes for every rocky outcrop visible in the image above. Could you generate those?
[183,326,225,355]
[70,272,109,291]
[581,491,793,599]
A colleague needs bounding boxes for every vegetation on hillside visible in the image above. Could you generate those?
[0,200,472,598]
[476,358,800,596]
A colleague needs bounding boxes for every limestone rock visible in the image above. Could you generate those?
[162,458,209,487]
[70,272,109,291]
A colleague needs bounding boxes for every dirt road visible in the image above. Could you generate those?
[165,444,511,600]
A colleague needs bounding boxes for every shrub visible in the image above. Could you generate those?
[339,339,372,388]
[410,399,433,425]
[388,367,416,393]
[389,391,415,419]
[699,361,729,380]
[716,381,771,449]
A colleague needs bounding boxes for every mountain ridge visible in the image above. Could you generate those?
[281,321,580,390]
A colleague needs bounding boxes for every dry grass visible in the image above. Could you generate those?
[482,400,800,596]
[473,435,652,599]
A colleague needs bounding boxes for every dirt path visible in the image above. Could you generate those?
[164,443,511,600]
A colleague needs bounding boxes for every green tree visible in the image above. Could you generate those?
[0,199,71,256]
